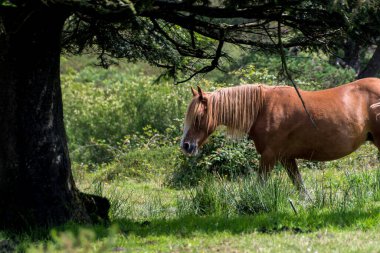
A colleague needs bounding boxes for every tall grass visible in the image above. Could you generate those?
[176,168,380,218]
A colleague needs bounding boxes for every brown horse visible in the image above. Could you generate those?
[181,78,380,193]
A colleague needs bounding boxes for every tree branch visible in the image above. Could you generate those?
[150,18,213,59]
[176,30,225,84]
[149,13,328,50]
[277,19,317,128]
[40,0,136,20]
[149,0,298,19]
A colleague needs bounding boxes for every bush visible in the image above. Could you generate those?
[91,146,181,182]
[171,132,260,187]
[71,124,183,181]
[217,52,355,89]
[61,58,189,164]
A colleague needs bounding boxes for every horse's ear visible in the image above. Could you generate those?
[191,87,198,97]
[197,86,206,102]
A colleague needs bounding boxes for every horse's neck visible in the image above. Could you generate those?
[210,85,262,135]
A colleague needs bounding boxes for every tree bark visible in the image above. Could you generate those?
[357,44,380,79]
[0,7,109,230]
[343,39,361,73]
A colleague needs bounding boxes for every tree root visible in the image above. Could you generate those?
[79,192,111,224]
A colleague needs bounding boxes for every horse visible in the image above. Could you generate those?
[180,78,380,193]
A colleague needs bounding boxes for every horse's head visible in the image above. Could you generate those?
[181,86,215,155]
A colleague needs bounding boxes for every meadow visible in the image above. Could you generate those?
[2,52,380,252]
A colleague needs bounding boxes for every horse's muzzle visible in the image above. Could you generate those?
[181,142,197,155]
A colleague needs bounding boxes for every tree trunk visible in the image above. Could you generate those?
[357,44,380,79]
[343,39,361,73]
[0,7,109,230]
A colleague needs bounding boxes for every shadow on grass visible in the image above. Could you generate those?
[2,205,380,250]
[114,205,380,237]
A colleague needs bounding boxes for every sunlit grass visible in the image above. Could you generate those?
[5,144,380,252]
[3,133,367,252]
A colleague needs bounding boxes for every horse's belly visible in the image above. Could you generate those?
[295,149,356,161]
[253,111,370,161]
[287,134,366,161]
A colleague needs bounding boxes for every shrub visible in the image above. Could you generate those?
[71,124,183,181]
[92,146,181,182]
[61,59,189,164]
[218,52,355,89]
[171,132,260,187]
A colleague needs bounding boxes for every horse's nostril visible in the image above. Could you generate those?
[183,142,190,151]
[182,142,197,154]
[189,144,196,153]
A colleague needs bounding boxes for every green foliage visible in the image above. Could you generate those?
[91,145,180,182]
[63,14,221,80]
[171,132,260,187]
[0,0,15,7]
[70,123,183,182]
[62,58,188,164]
[222,52,355,89]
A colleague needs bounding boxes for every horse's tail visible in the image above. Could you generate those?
[370,101,380,121]
[370,102,380,109]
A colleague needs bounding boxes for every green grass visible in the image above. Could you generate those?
[19,220,380,252]
[10,192,379,252]
[2,143,379,252]
[5,167,380,252]
[18,145,380,252]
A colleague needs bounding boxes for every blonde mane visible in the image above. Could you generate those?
[185,85,264,137]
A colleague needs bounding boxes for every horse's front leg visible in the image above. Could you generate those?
[281,158,311,200]
[258,152,276,184]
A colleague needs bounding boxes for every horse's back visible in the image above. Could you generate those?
[278,78,380,119]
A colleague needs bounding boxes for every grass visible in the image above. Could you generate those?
[5,168,380,252]
[19,221,380,252]
[0,145,380,252]
[15,144,380,252]
[18,202,380,252]
[3,143,380,252]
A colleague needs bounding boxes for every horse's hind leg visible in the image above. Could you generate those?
[370,135,380,157]
[281,159,310,199]
[368,107,380,152]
